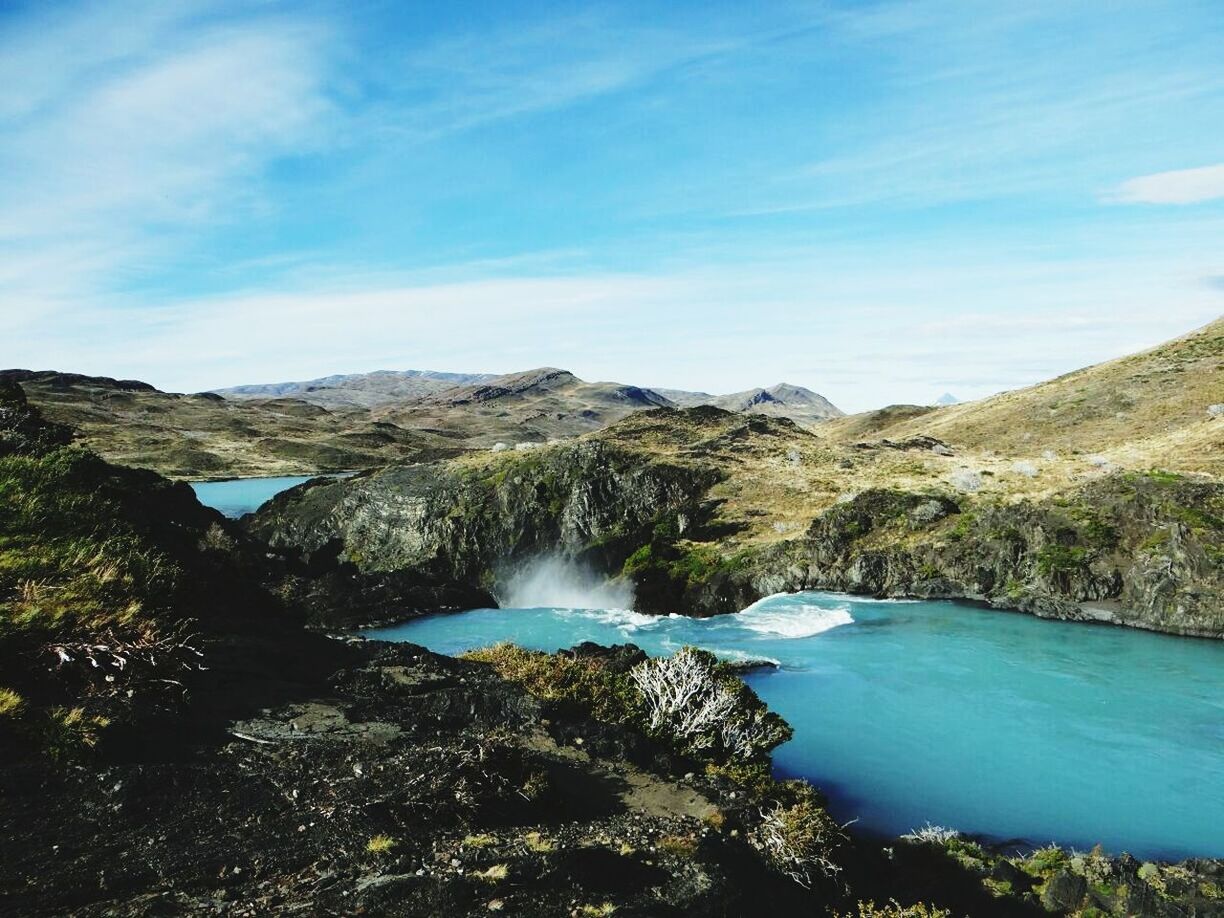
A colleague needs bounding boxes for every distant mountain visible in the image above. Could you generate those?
[935,393,960,406]
[215,366,840,424]
[18,364,844,476]
[213,369,497,408]
[657,382,843,423]
[374,367,677,445]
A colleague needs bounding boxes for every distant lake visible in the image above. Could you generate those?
[190,475,317,518]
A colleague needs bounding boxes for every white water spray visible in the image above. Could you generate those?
[500,555,634,610]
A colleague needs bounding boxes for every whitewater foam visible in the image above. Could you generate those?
[500,556,634,610]
[739,605,853,638]
[568,607,659,631]
[804,591,920,604]
[734,593,854,638]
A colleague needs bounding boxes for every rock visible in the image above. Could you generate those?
[248,440,719,625]
[989,859,1031,891]
[950,469,983,492]
[1208,403,1224,418]
[1041,869,1087,910]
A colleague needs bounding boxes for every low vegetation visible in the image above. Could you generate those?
[0,381,276,759]
[0,384,198,756]
[750,796,847,888]
[464,643,790,766]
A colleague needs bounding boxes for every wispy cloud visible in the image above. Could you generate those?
[362,12,740,144]
[14,235,1220,412]
[0,3,335,312]
[707,3,1224,215]
[1108,164,1224,205]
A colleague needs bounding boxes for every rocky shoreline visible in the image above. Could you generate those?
[7,635,1221,917]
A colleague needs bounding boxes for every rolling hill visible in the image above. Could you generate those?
[213,368,496,408]
[824,316,1223,475]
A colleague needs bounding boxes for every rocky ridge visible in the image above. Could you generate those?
[251,408,1223,637]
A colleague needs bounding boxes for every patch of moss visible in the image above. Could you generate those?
[1023,844,1069,876]
[463,643,646,729]
[1035,544,1090,578]
[946,512,976,543]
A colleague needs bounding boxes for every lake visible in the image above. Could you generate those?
[189,475,316,518]
[366,592,1224,859]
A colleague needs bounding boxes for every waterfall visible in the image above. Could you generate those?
[500,555,634,610]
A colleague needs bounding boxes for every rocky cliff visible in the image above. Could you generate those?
[755,474,1224,638]
[249,439,722,616]
[250,412,1223,637]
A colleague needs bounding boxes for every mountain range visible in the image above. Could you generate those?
[1,366,843,478]
[217,366,844,423]
[5,317,1220,480]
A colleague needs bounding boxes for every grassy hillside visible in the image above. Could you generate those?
[0,381,312,759]
[824,317,1223,474]
[4,370,465,479]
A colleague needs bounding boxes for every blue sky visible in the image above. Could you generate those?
[2,0,1222,411]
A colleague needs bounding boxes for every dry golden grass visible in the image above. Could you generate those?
[824,316,1223,475]
[443,318,1222,555]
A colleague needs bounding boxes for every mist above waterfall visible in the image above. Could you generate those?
[500,555,634,610]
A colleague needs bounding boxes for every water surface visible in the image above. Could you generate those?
[190,475,315,518]
[366,593,1224,859]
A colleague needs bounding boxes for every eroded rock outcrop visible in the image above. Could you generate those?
[252,428,1223,637]
[249,440,721,617]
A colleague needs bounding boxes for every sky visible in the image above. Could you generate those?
[2,0,1223,412]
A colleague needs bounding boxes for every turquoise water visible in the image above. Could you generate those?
[190,475,314,518]
[365,593,1224,859]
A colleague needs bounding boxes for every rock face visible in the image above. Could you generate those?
[249,440,721,612]
[761,474,1224,638]
[252,429,1224,637]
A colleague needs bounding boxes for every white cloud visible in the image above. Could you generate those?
[1109,164,1224,205]
[8,240,1220,413]
[0,4,334,315]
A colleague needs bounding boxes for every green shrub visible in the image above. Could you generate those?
[1035,544,1089,578]
[1024,844,1069,875]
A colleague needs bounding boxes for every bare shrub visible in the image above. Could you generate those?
[840,901,952,917]
[949,470,982,492]
[749,798,845,887]
[719,708,779,760]
[44,620,205,698]
[900,823,961,845]
[629,647,778,759]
